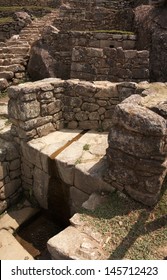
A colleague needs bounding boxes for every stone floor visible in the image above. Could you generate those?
[0,200,39,260]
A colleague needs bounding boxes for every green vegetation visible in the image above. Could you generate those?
[0,6,53,12]
[75,158,82,165]
[0,17,13,24]
[0,90,8,99]
[93,30,135,35]
[80,181,167,260]
[83,144,90,151]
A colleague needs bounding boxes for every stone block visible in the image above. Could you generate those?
[47,226,105,260]
[74,158,114,195]
[0,205,39,233]
[108,126,165,159]
[33,167,50,209]
[70,186,89,215]
[112,103,166,136]
[79,120,99,130]
[36,123,55,138]
[9,159,20,171]
[82,102,99,112]
[21,142,42,169]
[0,229,33,260]
[0,178,21,200]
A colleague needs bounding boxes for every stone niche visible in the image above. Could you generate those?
[106,83,167,206]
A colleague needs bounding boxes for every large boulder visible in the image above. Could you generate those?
[27,40,57,81]
[106,84,167,206]
[13,12,32,25]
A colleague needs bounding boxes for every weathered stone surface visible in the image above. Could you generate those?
[70,186,89,215]
[0,78,8,91]
[33,167,50,209]
[56,131,109,187]
[47,225,105,260]
[0,229,33,260]
[28,40,57,81]
[134,5,167,82]
[0,103,8,118]
[112,103,167,136]
[36,123,55,138]
[13,12,32,25]
[56,141,84,185]
[82,192,109,211]
[0,179,21,200]
[74,159,114,195]
[8,99,40,121]
[106,91,167,206]
[21,141,43,169]
[0,204,39,233]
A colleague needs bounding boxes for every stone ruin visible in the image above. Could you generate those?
[0,0,167,259]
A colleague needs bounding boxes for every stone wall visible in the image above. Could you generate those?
[106,83,167,206]
[0,0,59,7]
[28,29,137,81]
[71,46,149,82]
[0,138,21,213]
[8,78,129,141]
[0,20,27,41]
[67,0,133,9]
[55,7,134,32]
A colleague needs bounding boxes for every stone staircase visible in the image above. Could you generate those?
[0,10,59,93]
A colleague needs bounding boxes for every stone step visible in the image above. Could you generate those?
[0,64,25,73]
[0,58,26,66]
[0,203,39,233]
[0,71,14,80]
[0,42,7,48]
[20,30,40,36]
[0,53,27,59]
[0,47,29,55]
[0,203,39,260]
[6,41,29,47]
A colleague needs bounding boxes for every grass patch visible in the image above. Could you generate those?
[0,6,53,12]
[0,17,13,24]
[75,158,82,165]
[92,30,135,35]
[79,181,167,260]
[83,144,90,151]
[0,90,8,99]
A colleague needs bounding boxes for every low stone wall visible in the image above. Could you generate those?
[0,20,28,41]
[71,46,149,82]
[106,83,167,206]
[8,78,128,141]
[70,31,136,49]
[0,137,21,213]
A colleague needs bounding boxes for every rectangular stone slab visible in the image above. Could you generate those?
[0,229,33,260]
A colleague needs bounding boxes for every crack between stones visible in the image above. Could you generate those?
[49,129,89,160]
